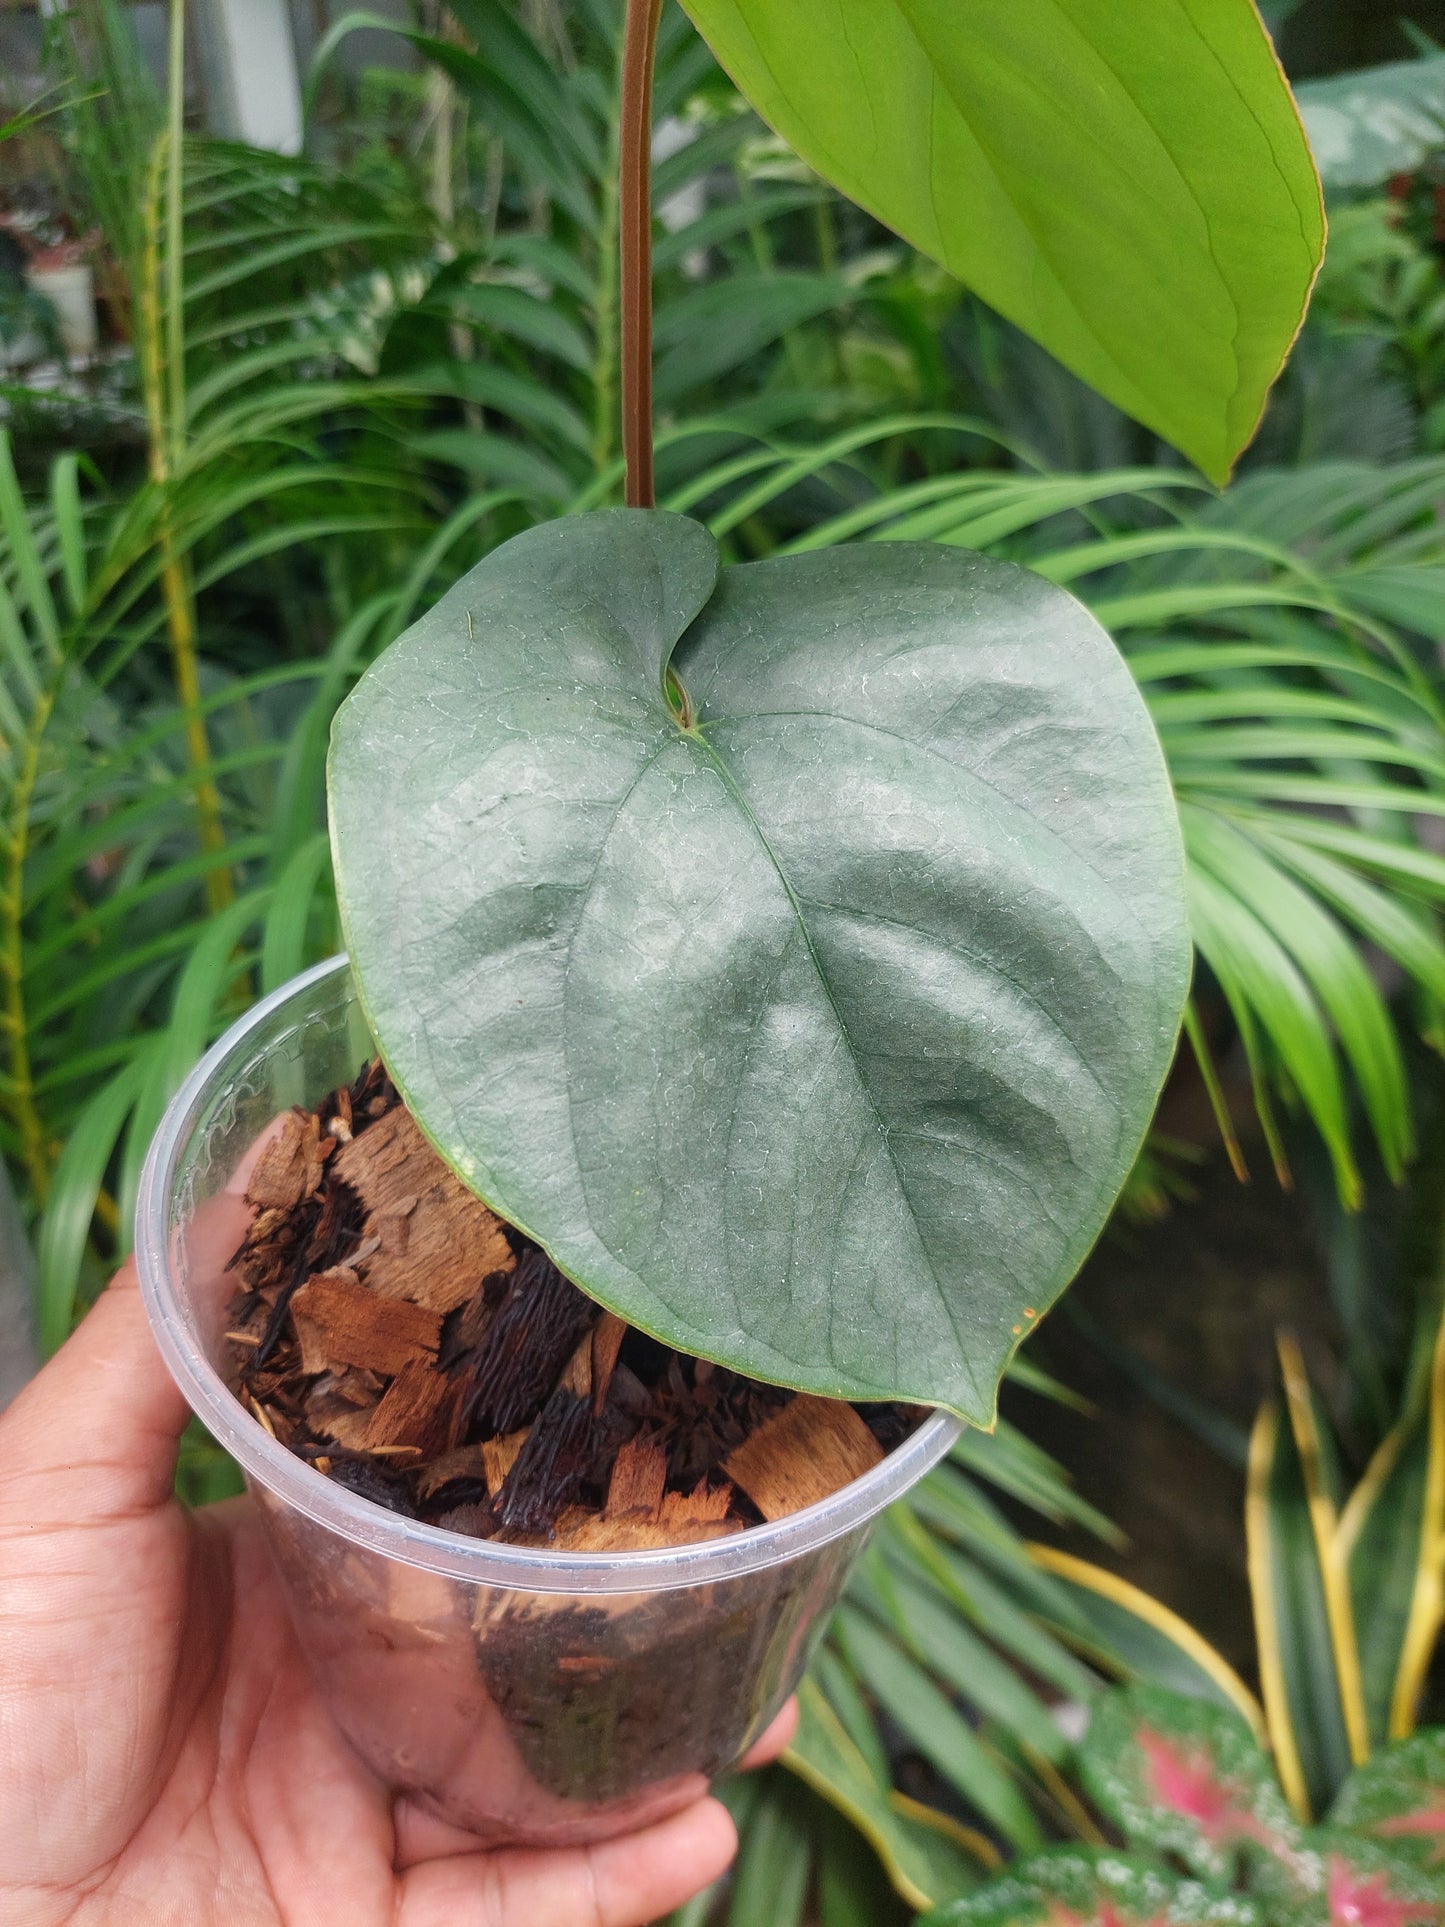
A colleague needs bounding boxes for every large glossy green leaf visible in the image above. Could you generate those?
[675,0,1323,483]
[329,509,1189,1417]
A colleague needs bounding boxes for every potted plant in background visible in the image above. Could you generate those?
[134,0,1324,1851]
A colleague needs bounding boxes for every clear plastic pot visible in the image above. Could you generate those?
[135,956,961,1847]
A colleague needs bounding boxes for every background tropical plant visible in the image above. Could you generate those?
[4,1,1445,1919]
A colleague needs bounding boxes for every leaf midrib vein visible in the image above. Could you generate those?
[688,729,985,1409]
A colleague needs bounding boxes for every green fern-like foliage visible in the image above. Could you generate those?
[7,10,1445,1912]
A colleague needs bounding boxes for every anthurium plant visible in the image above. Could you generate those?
[924,1685,1445,1927]
[327,0,1324,1423]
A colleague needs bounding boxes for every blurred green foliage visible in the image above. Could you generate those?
[5,4,1445,1919]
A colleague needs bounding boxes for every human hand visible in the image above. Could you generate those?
[0,1174,794,1927]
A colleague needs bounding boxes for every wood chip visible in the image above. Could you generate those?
[605,1437,667,1520]
[591,1314,628,1415]
[559,1334,592,1399]
[518,1475,738,1551]
[464,1249,598,1436]
[307,1383,376,1431]
[332,1106,514,1312]
[494,1386,606,1533]
[481,1428,529,1493]
[246,1109,324,1212]
[722,1394,883,1522]
[249,1206,293,1243]
[659,1480,734,1528]
[225,1058,918,1554]
[547,1503,741,1552]
[289,1273,441,1375]
[305,1366,385,1418]
[362,1359,459,1456]
[292,1265,361,1374]
[315,1405,379,1451]
[293,1311,330,1377]
[441,1279,499,1367]
[333,1365,386,1406]
[417,1443,489,1500]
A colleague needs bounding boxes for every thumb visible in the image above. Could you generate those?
[398,1798,739,1927]
[0,1178,252,1529]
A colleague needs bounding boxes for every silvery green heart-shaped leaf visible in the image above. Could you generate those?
[329,510,1189,1421]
